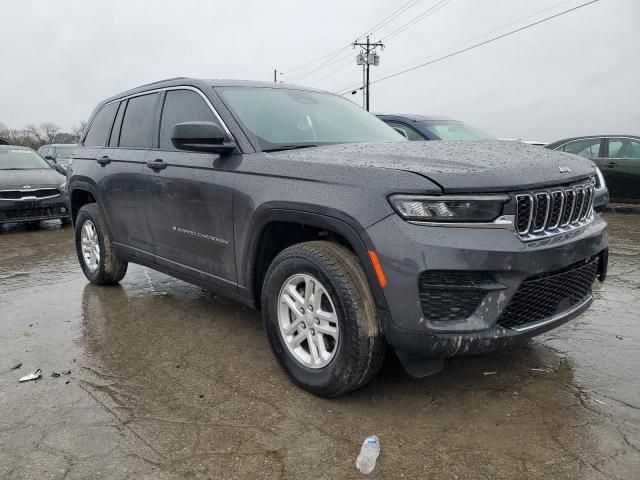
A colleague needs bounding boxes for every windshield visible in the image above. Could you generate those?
[0,148,52,170]
[216,87,405,151]
[420,120,494,141]
[55,146,76,159]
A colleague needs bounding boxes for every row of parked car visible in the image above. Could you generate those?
[0,112,635,232]
[374,113,638,204]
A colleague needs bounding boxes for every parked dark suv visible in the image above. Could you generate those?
[68,78,608,396]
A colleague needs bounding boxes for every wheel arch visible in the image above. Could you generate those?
[243,208,389,313]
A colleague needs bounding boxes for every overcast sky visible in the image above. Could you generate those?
[1,0,637,141]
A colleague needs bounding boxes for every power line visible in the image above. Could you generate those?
[377,0,578,77]
[337,0,600,95]
[379,0,454,42]
[280,1,422,81]
[287,50,355,83]
[361,0,422,37]
[282,44,352,75]
[307,55,355,85]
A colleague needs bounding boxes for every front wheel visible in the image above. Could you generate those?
[262,241,385,397]
[75,203,127,285]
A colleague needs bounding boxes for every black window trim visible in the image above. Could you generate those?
[82,85,235,148]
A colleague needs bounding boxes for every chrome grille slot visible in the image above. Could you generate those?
[515,194,533,235]
[533,193,550,232]
[548,191,564,229]
[561,189,576,226]
[514,179,595,241]
[572,187,585,223]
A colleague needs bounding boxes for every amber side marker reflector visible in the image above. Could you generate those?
[368,250,387,288]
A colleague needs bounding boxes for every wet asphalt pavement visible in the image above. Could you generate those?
[1,214,638,479]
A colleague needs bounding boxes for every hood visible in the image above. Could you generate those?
[0,169,65,189]
[267,140,595,193]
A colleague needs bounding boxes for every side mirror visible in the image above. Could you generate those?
[44,154,56,162]
[393,127,408,139]
[171,121,236,155]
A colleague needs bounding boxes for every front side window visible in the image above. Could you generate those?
[561,138,601,157]
[607,138,640,159]
[84,102,118,147]
[119,93,159,148]
[159,90,220,150]
[216,87,404,151]
[0,148,52,170]
[419,120,494,141]
[385,121,424,141]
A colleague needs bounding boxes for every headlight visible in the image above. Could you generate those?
[594,167,606,191]
[389,194,508,223]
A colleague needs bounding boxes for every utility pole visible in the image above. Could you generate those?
[353,36,384,111]
[274,69,277,83]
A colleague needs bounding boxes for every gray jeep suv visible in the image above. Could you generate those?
[68,78,608,396]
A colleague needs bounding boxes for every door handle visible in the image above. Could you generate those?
[146,159,168,171]
[97,155,111,166]
[605,162,617,168]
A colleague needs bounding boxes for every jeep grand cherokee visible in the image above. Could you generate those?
[67,78,608,396]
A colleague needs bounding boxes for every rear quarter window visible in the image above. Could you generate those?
[84,102,118,147]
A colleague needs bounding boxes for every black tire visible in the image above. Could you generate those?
[262,241,385,397]
[75,203,127,285]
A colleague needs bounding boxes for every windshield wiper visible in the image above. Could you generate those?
[263,144,317,152]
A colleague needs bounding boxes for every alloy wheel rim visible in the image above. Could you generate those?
[277,273,340,369]
[81,220,100,272]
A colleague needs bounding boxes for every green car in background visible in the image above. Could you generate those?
[546,135,640,203]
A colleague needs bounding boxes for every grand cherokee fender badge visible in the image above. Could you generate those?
[558,166,572,173]
[172,226,229,245]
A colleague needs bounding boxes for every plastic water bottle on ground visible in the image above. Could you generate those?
[356,435,380,474]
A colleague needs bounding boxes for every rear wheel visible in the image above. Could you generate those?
[75,203,127,285]
[262,241,385,397]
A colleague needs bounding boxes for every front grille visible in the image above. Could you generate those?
[515,178,595,240]
[0,207,67,221]
[0,188,60,200]
[497,258,599,329]
[419,271,497,322]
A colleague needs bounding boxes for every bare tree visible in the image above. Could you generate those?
[0,121,85,148]
[71,121,87,141]
[41,122,62,144]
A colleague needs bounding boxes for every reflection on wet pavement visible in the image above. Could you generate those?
[1,216,638,479]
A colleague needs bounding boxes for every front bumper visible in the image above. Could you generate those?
[0,196,70,223]
[367,213,608,357]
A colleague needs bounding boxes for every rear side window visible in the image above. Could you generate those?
[119,93,159,148]
[561,138,601,157]
[84,102,118,147]
[159,90,220,150]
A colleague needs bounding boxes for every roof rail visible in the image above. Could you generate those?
[132,77,189,90]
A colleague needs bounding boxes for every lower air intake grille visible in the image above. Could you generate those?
[497,258,599,329]
[419,271,494,322]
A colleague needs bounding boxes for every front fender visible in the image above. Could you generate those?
[239,206,391,313]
